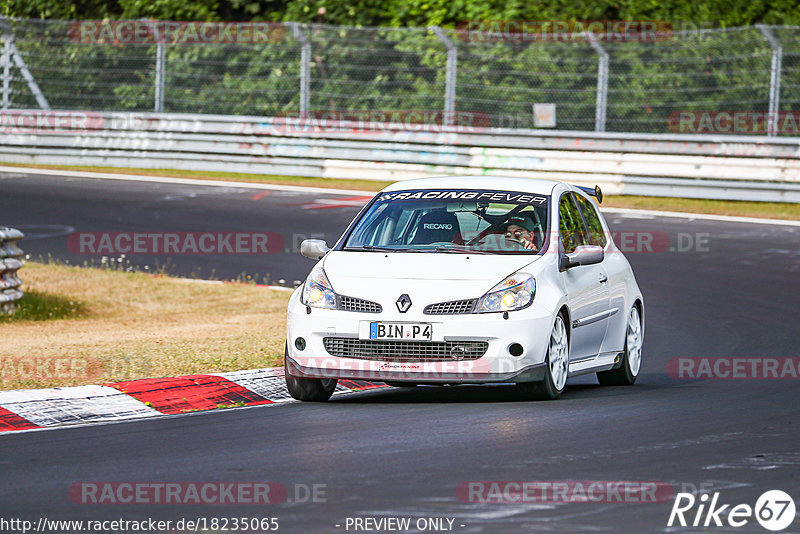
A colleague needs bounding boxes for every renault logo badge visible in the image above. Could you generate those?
[396,294,412,313]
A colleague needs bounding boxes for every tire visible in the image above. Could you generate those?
[597,306,642,386]
[519,313,569,400]
[284,345,337,402]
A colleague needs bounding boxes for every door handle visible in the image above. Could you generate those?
[599,273,608,283]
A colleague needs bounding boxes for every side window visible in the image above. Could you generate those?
[574,194,607,247]
[559,193,589,253]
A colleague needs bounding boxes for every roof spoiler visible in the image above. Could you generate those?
[576,185,603,204]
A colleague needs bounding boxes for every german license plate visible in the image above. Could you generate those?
[369,322,432,340]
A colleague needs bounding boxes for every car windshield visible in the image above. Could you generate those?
[343,189,550,254]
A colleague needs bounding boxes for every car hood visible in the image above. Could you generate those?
[323,251,540,298]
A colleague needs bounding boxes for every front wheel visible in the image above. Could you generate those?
[597,306,642,386]
[519,313,569,400]
[284,346,337,402]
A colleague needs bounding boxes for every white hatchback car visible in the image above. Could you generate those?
[285,176,644,401]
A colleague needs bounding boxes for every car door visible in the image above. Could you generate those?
[573,192,625,355]
[558,192,611,362]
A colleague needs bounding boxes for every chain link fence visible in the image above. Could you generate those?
[1,18,800,135]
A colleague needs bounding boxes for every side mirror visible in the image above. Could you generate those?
[300,239,330,260]
[560,245,604,271]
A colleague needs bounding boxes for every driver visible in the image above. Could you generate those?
[504,214,539,251]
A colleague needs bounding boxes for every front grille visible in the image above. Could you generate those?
[338,295,382,313]
[424,298,477,315]
[323,337,488,362]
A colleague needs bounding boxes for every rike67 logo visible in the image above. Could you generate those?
[668,490,796,531]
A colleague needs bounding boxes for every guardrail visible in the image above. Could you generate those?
[0,227,24,315]
[1,110,799,202]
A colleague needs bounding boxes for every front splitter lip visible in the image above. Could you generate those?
[285,356,547,384]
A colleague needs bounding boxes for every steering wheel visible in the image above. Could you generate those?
[502,235,531,251]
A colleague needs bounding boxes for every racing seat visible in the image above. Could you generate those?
[410,210,462,245]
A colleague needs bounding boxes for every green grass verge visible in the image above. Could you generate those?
[600,196,800,221]
[1,261,290,390]
[1,290,87,322]
[3,162,799,221]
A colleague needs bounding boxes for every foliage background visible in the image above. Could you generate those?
[2,0,799,133]
[4,0,800,27]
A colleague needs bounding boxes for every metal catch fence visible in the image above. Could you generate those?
[2,18,800,136]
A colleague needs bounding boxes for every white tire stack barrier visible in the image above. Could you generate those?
[0,227,24,315]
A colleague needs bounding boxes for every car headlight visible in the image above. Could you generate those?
[474,273,535,313]
[301,265,337,309]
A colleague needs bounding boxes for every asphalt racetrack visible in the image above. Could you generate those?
[2,170,799,533]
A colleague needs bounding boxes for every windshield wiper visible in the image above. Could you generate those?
[433,245,491,255]
[344,245,402,252]
[344,245,437,253]
[345,245,490,254]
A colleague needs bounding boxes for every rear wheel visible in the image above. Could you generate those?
[597,306,642,386]
[284,345,337,402]
[519,313,569,400]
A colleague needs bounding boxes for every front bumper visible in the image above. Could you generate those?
[285,355,548,384]
[286,289,555,384]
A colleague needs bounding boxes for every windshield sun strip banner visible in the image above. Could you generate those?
[377,190,548,204]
